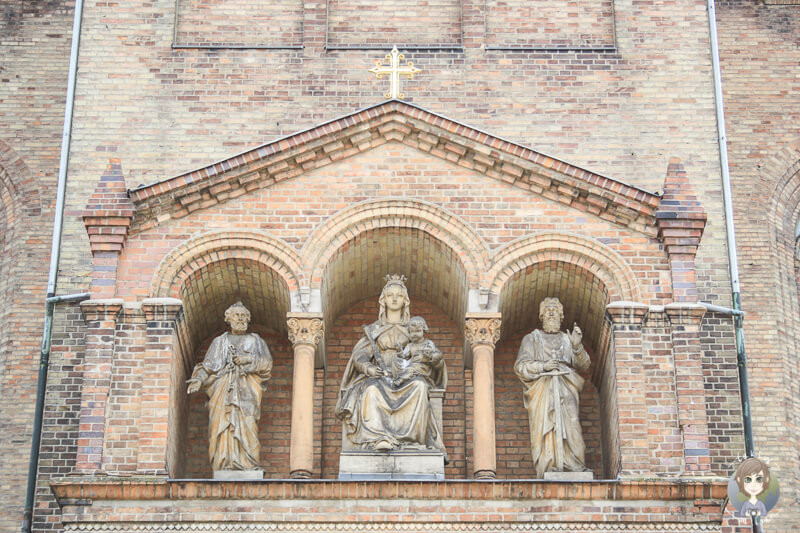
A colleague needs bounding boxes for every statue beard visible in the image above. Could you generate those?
[542,316,562,334]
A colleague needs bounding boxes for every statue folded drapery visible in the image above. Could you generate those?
[188,302,272,472]
[514,297,590,478]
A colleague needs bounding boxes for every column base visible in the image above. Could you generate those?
[473,469,496,480]
[290,469,312,479]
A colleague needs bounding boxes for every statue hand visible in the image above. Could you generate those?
[233,354,254,366]
[543,360,560,372]
[366,365,384,378]
[570,323,583,349]
[187,379,201,394]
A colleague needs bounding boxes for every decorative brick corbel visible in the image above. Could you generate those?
[82,159,134,297]
[656,158,707,303]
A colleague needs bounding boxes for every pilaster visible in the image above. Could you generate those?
[76,299,124,472]
[664,302,711,473]
[137,298,183,475]
[605,301,650,477]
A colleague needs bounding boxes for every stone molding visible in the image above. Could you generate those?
[51,478,727,502]
[663,303,706,326]
[63,522,721,532]
[605,301,649,325]
[129,101,660,236]
[80,299,125,323]
[286,313,325,346]
[141,298,183,322]
[464,314,502,347]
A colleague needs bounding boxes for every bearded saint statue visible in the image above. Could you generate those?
[187,302,273,473]
[514,297,591,478]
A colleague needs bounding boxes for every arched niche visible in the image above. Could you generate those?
[493,259,616,479]
[317,225,472,478]
[171,256,293,479]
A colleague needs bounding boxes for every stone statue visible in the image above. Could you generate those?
[187,302,273,474]
[335,275,447,461]
[514,297,591,478]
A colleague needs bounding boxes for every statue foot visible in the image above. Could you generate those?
[374,439,393,452]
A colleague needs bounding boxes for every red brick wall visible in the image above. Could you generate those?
[0,2,72,529]
[717,0,800,529]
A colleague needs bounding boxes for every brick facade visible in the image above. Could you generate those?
[1,0,798,531]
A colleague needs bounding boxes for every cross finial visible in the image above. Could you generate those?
[369,46,421,100]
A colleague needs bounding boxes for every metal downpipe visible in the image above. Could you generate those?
[706,0,759,531]
[21,0,86,531]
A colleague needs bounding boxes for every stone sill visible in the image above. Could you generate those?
[51,477,728,505]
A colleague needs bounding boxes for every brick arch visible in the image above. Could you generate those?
[766,142,800,237]
[302,198,489,289]
[0,140,41,221]
[486,232,642,303]
[150,230,303,298]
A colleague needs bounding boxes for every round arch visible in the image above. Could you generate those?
[150,230,303,299]
[486,231,642,304]
[301,198,489,290]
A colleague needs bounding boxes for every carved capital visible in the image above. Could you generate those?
[464,314,502,348]
[287,313,324,347]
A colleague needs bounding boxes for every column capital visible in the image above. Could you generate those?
[80,298,124,323]
[141,298,183,322]
[287,313,325,347]
[606,301,649,325]
[464,313,502,348]
[663,302,706,326]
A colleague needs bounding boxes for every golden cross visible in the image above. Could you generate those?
[369,46,421,100]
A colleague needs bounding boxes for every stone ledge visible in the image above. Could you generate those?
[50,477,728,503]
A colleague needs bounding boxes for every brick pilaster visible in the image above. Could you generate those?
[656,158,707,303]
[76,299,123,473]
[137,298,183,475]
[606,301,650,476]
[82,159,134,298]
[664,302,711,473]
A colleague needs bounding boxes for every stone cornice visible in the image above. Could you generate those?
[50,478,727,504]
[127,100,661,236]
[64,522,722,532]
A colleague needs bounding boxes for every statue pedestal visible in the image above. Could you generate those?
[213,469,264,480]
[338,451,445,481]
[543,470,594,481]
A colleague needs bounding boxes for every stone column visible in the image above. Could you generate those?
[606,301,650,476]
[287,313,324,479]
[464,313,501,479]
[76,299,123,472]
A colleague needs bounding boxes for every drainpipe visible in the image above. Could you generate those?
[706,1,760,532]
[21,1,86,532]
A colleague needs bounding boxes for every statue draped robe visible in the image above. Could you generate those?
[335,321,447,457]
[514,329,590,478]
[191,332,272,471]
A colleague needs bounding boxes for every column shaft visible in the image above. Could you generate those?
[287,313,324,478]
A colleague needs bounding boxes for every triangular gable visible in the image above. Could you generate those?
[129,100,661,236]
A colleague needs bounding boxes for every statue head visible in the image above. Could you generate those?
[539,297,564,334]
[378,274,410,325]
[735,457,771,498]
[224,301,251,334]
[407,316,428,341]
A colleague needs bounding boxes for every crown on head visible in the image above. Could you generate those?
[384,274,407,285]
